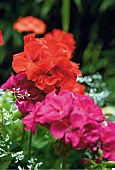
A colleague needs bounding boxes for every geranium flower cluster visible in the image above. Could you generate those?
[1,19,84,115]
[1,16,115,164]
[22,90,115,161]
[12,33,82,93]
[22,90,105,137]
[21,89,115,161]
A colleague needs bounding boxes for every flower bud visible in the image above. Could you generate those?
[82,158,94,165]
[95,157,102,163]
[97,148,103,158]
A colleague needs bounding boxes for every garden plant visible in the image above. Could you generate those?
[0,1,115,169]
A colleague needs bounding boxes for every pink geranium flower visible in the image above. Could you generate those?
[22,102,42,134]
[50,116,100,149]
[1,73,44,114]
[22,90,106,149]
[40,93,73,123]
[77,121,100,148]
[73,94,105,122]
[50,116,85,148]
[99,121,115,161]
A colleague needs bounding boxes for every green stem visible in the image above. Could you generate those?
[0,110,6,134]
[21,125,25,145]
[1,110,3,128]
[28,130,32,160]
[62,157,66,170]
[21,114,26,145]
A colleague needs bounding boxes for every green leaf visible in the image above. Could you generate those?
[109,38,115,47]
[99,0,115,12]
[61,0,70,32]
[74,0,83,13]
[10,141,19,150]
[3,26,12,45]
[101,49,115,58]
[0,49,7,65]
[82,43,93,63]
[40,0,56,19]
[33,139,49,149]
[0,159,12,170]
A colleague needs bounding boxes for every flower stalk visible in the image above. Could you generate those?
[21,125,25,145]
[28,130,32,159]
[62,157,66,170]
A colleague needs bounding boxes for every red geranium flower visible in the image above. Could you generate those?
[12,34,81,93]
[50,57,81,86]
[13,16,47,34]
[45,29,76,57]
[12,34,44,73]
[12,34,71,73]
[26,57,80,93]
[0,30,4,46]
[44,35,71,59]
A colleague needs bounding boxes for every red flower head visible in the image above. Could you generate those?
[12,34,81,93]
[45,29,76,58]
[0,30,4,46]
[13,16,47,34]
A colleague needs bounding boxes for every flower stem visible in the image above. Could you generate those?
[28,130,32,159]
[62,157,66,170]
[21,114,25,145]
[21,125,25,145]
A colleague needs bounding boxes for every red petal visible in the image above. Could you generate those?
[12,52,27,73]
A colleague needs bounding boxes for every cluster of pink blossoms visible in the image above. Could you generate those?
[22,89,115,161]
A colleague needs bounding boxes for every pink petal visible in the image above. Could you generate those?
[50,96,66,110]
[70,110,87,128]
[50,122,67,139]
[65,131,80,147]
